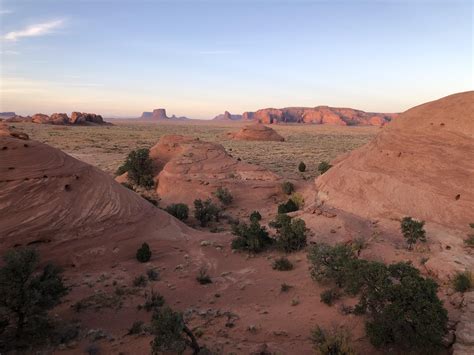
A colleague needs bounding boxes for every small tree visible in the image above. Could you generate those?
[166,203,189,221]
[150,306,200,355]
[400,217,426,250]
[249,211,262,222]
[272,257,293,271]
[298,161,306,172]
[0,248,67,345]
[453,271,472,292]
[318,161,332,175]
[193,199,220,227]
[117,148,155,189]
[281,181,295,195]
[272,215,307,252]
[214,187,233,206]
[277,199,298,214]
[231,219,273,253]
[136,243,152,263]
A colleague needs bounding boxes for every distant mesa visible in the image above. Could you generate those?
[228,123,285,142]
[217,106,396,126]
[315,91,474,229]
[140,108,189,120]
[0,112,16,120]
[213,111,242,121]
[6,112,111,126]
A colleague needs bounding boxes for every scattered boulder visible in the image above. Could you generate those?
[32,113,50,124]
[228,123,285,142]
[50,113,70,125]
[70,112,106,125]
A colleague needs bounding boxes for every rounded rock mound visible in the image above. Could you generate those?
[0,134,189,266]
[229,123,285,142]
[315,91,474,229]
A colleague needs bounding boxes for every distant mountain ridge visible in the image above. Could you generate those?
[140,108,189,120]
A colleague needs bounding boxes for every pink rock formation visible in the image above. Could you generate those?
[228,123,285,141]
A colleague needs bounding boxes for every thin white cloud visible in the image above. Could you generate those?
[3,19,64,41]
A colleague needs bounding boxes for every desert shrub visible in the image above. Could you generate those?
[133,275,148,288]
[273,216,307,252]
[136,243,152,263]
[231,219,273,253]
[298,161,306,172]
[150,306,200,354]
[147,269,160,281]
[464,234,474,247]
[117,148,154,189]
[0,248,67,348]
[289,193,304,209]
[269,213,292,229]
[143,290,165,311]
[194,199,220,227]
[165,203,189,221]
[272,257,293,271]
[128,321,144,335]
[317,161,332,175]
[277,199,298,214]
[214,187,233,206]
[400,217,426,249]
[196,267,212,285]
[310,326,355,355]
[320,289,340,306]
[281,181,295,195]
[249,210,262,222]
[453,271,472,293]
[281,283,292,292]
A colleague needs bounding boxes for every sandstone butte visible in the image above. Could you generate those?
[6,112,110,125]
[315,91,474,230]
[227,123,285,142]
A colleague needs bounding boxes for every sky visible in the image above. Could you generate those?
[0,0,472,119]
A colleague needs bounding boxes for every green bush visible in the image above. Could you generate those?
[143,290,165,311]
[400,217,426,249]
[128,321,144,335]
[317,161,332,175]
[133,275,148,288]
[0,248,67,347]
[249,211,262,222]
[196,267,212,285]
[289,193,304,209]
[231,220,273,253]
[464,234,474,247]
[194,199,220,227]
[281,181,295,195]
[453,271,472,292]
[273,216,307,252]
[136,243,152,263]
[298,161,306,172]
[277,199,298,214]
[165,203,189,221]
[117,148,155,189]
[310,326,355,355]
[147,269,160,281]
[272,257,293,271]
[320,289,340,306]
[281,283,292,292]
[214,187,233,206]
[150,306,200,354]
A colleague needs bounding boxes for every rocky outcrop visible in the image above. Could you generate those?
[242,112,255,121]
[213,111,242,121]
[0,123,29,140]
[453,292,474,355]
[116,135,280,207]
[141,111,153,119]
[140,108,190,120]
[6,112,110,125]
[250,106,397,125]
[315,91,474,229]
[0,132,188,266]
[228,123,285,142]
[151,108,168,120]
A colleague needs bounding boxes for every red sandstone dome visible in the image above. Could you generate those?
[228,123,285,142]
[315,91,474,229]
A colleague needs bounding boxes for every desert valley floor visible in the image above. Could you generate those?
[1,93,473,355]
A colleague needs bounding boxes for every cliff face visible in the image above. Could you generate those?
[140,108,189,120]
[213,111,243,121]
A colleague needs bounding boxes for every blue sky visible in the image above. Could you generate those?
[0,0,472,118]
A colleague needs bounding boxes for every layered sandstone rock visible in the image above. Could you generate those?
[6,112,110,125]
[0,133,188,266]
[228,123,285,142]
[315,91,474,229]
[70,112,106,125]
[117,135,280,207]
[213,111,242,121]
